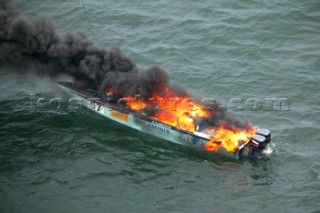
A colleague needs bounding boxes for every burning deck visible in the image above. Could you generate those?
[59,82,271,159]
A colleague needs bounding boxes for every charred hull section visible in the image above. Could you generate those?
[59,82,271,159]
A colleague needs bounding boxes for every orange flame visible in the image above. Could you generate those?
[205,125,255,153]
[107,85,210,132]
[149,86,210,132]
[123,96,147,111]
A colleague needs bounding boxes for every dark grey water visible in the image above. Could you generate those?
[1,0,320,212]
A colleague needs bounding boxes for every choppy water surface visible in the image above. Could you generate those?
[1,0,320,212]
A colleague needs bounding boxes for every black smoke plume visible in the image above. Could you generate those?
[0,0,251,130]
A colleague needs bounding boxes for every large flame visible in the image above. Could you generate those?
[105,85,255,153]
[107,85,210,132]
[204,125,255,153]
[149,85,210,132]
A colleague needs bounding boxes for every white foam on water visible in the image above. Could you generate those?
[263,143,275,155]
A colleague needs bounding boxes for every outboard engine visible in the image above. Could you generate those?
[239,128,272,158]
[247,128,271,157]
[256,128,271,143]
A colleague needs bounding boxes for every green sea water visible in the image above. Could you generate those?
[1,0,320,212]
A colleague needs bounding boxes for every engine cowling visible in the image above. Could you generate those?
[241,128,272,158]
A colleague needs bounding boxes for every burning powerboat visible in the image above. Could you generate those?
[59,82,271,159]
[0,1,271,159]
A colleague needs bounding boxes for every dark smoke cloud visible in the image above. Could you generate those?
[0,0,251,131]
[0,0,138,87]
